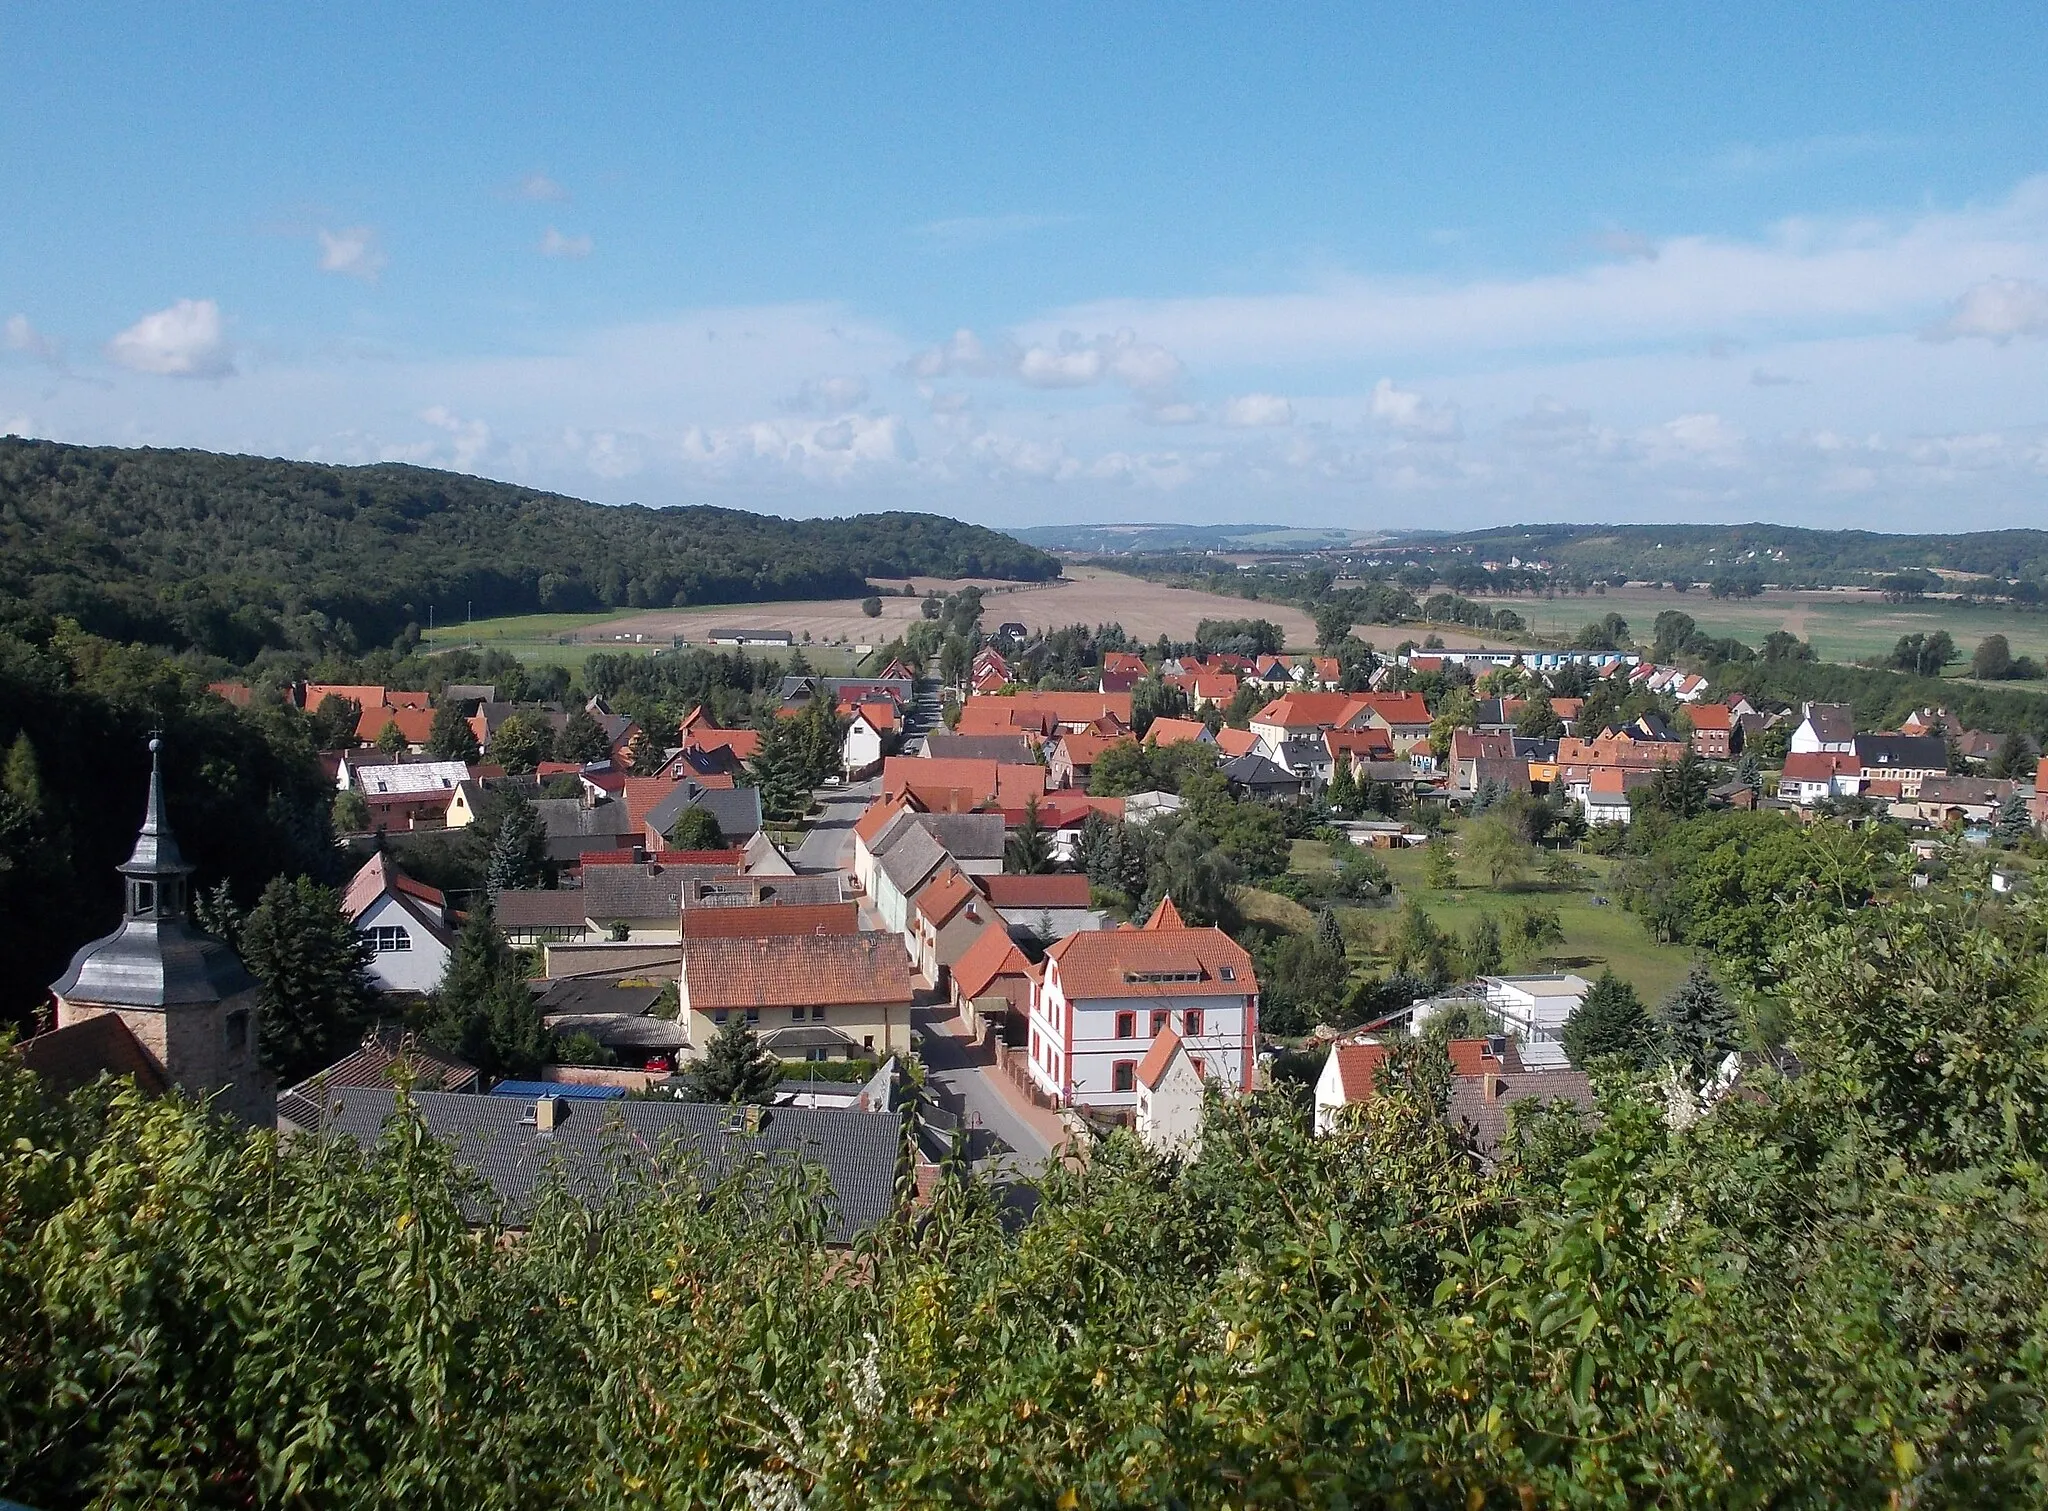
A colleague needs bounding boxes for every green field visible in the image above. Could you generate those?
[1288,836,1696,1006]
[1495,586,2048,672]
[421,614,869,673]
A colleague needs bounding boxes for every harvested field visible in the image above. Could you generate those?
[570,568,1328,651]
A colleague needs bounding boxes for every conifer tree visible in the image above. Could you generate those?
[239,875,376,1081]
[486,796,550,895]
[1005,797,1053,874]
[1992,792,2033,847]
[375,720,406,754]
[1313,907,1345,957]
[1463,912,1503,977]
[1425,837,1458,891]
[685,1015,781,1104]
[426,701,480,763]
[1563,968,1654,1068]
[3,734,44,810]
[1654,962,1741,1078]
[423,908,549,1078]
[556,706,613,764]
[1326,759,1360,815]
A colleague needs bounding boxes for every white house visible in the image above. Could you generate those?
[1134,1027,1209,1155]
[1025,898,1257,1113]
[1789,702,1855,755]
[1477,974,1590,1068]
[1313,1040,1389,1135]
[340,852,454,995]
[336,755,470,796]
[841,704,897,777]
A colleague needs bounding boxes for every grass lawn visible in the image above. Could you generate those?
[1317,835,1697,1005]
[1236,887,1316,934]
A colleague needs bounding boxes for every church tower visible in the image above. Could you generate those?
[49,740,274,1125]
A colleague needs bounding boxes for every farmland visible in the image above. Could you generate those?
[424,567,1332,665]
[1495,585,2048,673]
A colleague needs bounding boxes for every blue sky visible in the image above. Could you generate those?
[5,3,2048,528]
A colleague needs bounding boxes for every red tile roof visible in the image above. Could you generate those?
[1143,717,1212,748]
[1043,914,1258,1000]
[1686,703,1733,732]
[1146,896,1186,930]
[1781,751,1860,781]
[1327,1041,1390,1103]
[15,1013,169,1097]
[583,849,740,868]
[358,705,436,744]
[951,925,1036,1006]
[975,873,1092,909]
[1135,1025,1185,1089]
[1213,727,1262,758]
[680,902,859,938]
[855,792,921,846]
[914,866,983,930]
[682,933,914,1009]
[1347,692,1431,728]
[1251,692,1360,728]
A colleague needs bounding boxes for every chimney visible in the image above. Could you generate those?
[535,1095,569,1132]
[1482,1075,1507,1105]
[742,1103,763,1133]
[1486,1035,1508,1063]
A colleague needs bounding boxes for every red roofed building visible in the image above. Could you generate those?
[1213,726,1264,760]
[1165,671,1239,709]
[1025,896,1256,1111]
[1685,703,1736,759]
[1047,732,1126,790]
[1143,717,1215,749]
[2035,758,2048,831]
[1779,750,1863,807]
[881,756,1047,813]
[955,690,1133,740]
[950,925,1038,1041]
[1313,1037,1512,1133]
[1343,693,1433,752]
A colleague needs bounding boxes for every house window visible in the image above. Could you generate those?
[1219,966,1235,982]
[1112,1061,1136,1093]
[812,1006,829,1022]
[131,880,155,915]
[224,1010,249,1054]
[1182,1009,1203,1037]
[1114,1011,1136,1039]
[712,1009,730,1025]
[368,926,411,953]
[863,1035,874,1050]
[746,1007,761,1023]
[1191,1057,1206,1078]
[791,1008,806,1022]
[1150,1009,1170,1036]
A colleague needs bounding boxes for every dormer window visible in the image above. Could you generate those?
[131,880,155,915]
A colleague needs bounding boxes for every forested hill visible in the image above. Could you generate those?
[1436,522,2048,584]
[0,438,1059,662]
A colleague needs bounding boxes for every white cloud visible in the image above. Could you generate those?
[317,226,387,282]
[1588,229,1658,261]
[1141,402,1205,425]
[1040,176,2048,368]
[1750,367,1800,386]
[783,375,869,413]
[915,213,1072,251]
[1219,392,1293,428]
[1367,378,1459,439]
[913,326,1184,396]
[106,299,233,378]
[515,172,569,202]
[539,226,594,259]
[1922,277,2048,343]
[5,315,61,366]
[421,405,493,469]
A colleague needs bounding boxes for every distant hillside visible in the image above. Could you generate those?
[1009,522,1362,553]
[1413,523,2048,585]
[0,439,1058,661]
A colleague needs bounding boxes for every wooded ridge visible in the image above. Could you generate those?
[0,438,1059,662]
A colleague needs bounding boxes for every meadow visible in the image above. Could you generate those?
[1494,585,2048,672]
[1286,834,1697,1007]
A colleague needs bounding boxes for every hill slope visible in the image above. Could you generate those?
[0,439,1058,661]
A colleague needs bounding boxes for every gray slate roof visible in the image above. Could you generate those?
[582,863,734,921]
[532,798,637,840]
[311,1088,900,1241]
[915,812,1007,862]
[642,782,763,841]
[1445,1070,1596,1160]
[919,734,1038,764]
[684,875,844,908]
[1222,753,1303,791]
[876,823,948,897]
[1852,733,1949,771]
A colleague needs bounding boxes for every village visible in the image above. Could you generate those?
[17,619,2047,1248]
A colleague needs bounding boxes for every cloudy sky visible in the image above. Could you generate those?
[5,4,2047,529]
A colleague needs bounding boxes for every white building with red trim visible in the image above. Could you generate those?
[1025,897,1258,1113]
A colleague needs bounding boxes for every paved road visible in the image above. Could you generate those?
[913,1004,1055,1176]
[789,776,878,873]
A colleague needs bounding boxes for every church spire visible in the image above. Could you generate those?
[119,737,193,918]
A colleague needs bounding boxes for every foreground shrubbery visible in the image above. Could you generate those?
[4,883,2046,1507]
